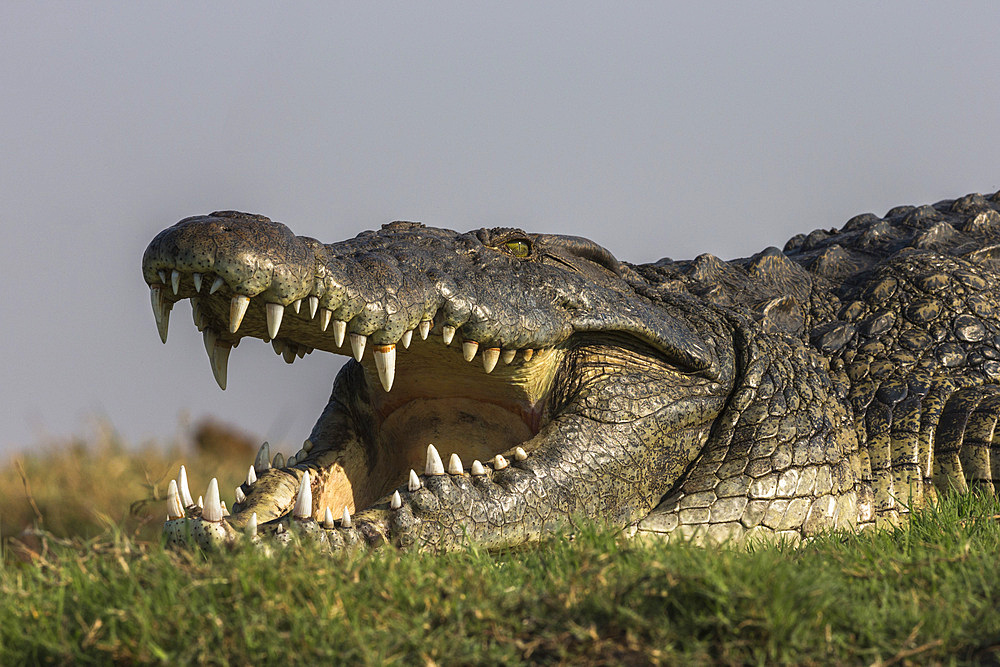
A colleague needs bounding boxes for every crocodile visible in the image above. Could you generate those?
[143,189,1000,551]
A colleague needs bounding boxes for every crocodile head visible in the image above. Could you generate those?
[143,211,734,549]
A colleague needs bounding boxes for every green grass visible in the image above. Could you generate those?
[3,436,1000,664]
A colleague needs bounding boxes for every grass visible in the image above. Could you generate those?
[3,429,1000,664]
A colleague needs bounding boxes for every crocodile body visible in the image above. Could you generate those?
[143,190,1000,549]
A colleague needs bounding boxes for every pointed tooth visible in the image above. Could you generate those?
[400,330,413,349]
[203,478,223,522]
[373,344,396,391]
[419,320,432,340]
[493,454,509,470]
[319,308,332,332]
[272,452,285,469]
[266,302,284,339]
[292,299,302,314]
[235,486,246,504]
[501,349,517,364]
[158,270,168,284]
[350,333,367,361]
[294,471,312,519]
[471,460,486,476]
[246,512,258,538]
[150,287,170,343]
[190,298,201,328]
[333,320,347,347]
[229,295,250,333]
[178,465,195,507]
[308,296,319,319]
[254,442,271,474]
[275,523,285,534]
[170,269,180,295]
[514,446,528,461]
[203,328,218,360]
[448,453,464,475]
[221,500,230,517]
[166,479,184,519]
[408,469,421,491]
[211,341,231,390]
[193,273,203,292]
[425,444,445,475]
[283,347,296,364]
[272,339,286,355]
[342,505,353,528]
[209,276,225,294]
[247,465,257,486]
[523,349,534,361]
[442,325,456,345]
[463,340,479,362]
[323,507,335,527]
[483,348,500,373]
[390,490,402,510]
[197,496,203,509]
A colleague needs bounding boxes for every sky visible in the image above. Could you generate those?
[2,3,999,456]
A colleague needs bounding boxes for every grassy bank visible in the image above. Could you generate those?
[2,435,1000,664]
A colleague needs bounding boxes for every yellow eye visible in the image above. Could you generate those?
[504,239,530,257]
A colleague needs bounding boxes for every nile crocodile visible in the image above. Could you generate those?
[143,189,1000,550]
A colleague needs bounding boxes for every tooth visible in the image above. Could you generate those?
[272,339,286,355]
[158,270,168,284]
[342,506,352,528]
[448,453,464,475]
[303,439,313,453]
[501,349,516,364]
[493,454,509,470]
[178,465,195,507]
[272,453,285,469]
[308,296,319,319]
[254,442,271,474]
[294,471,312,519]
[246,512,258,538]
[408,469,421,491]
[425,444,445,475]
[292,299,302,314]
[514,446,528,461]
[221,501,230,517]
[169,269,180,295]
[523,349,534,361]
[323,507,335,528]
[287,453,298,467]
[150,287,170,343]
[247,465,257,486]
[266,302,284,339]
[463,341,479,362]
[166,479,184,519]
[193,273,203,292]
[333,320,347,347]
[296,346,307,359]
[235,486,246,504]
[400,330,413,349]
[483,348,500,373]
[197,496,203,509]
[442,325,456,345]
[350,333,367,361]
[275,524,285,534]
[203,478,223,522]
[211,341,231,390]
[191,297,201,327]
[319,308,332,331]
[283,347,296,364]
[390,490,402,510]
[229,295,250,333]
[373,344,396,391]
[471,460,486,476]
[419,320,432,340]
[209,276,225,294]
[203,328,218,361]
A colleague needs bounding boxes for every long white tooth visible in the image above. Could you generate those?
[501,349,517,364]
[197,496,203,509]
[425,444,445,475]
[193,273,203,292]
[272,452,285,469]
[211,341,231,390]
[342,505,352,528]
[471,460,486,476]
[419,320,432,340]
[158,270,168,284]
[463,340,479,362]
[203,478,223,522]
[493,454,509,470]
[523,349,534,361]
[266,302,284,339]
[408,469,421,491]
[373,344,396,391]
[247,465,257,486]
[229,295,250,333]
[350,333,367,361]
[293,471,312,519]
[209,276,225,294]
[319,308,332,332]
[166,479,184,519]
[178,465,195,507]
[514,446,528,461]
[170,269,181,295]
[333,320,347,347]
[235,486,246,504]
[448,453,464,475]
[254,442,271,474]
[292,299,302,314]
[308,296,319,319]
[150,287,170,343]
[400,330,413,349]
[246,512,258,538]
[323,507,335,527]
[390,490,402,510]
[483,348,500,373]
[442,325,456,346]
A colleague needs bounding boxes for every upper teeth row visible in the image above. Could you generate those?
[149,270,539,392]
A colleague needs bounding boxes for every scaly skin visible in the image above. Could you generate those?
[145,190,1000,549]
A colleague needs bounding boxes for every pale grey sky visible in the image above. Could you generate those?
[2,3,999,454]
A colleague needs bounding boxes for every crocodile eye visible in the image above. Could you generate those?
[504,239,531,257]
